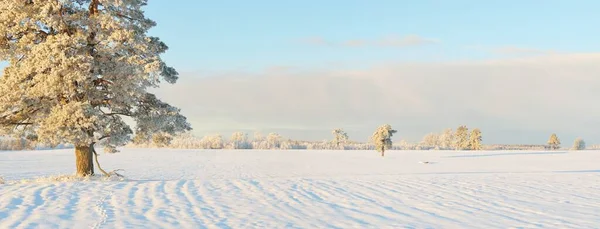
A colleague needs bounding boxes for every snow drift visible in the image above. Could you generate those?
[1,149,599,228]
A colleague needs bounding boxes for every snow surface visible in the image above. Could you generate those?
[1,149,599,228]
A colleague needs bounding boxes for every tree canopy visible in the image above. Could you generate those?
[0,0,191,152]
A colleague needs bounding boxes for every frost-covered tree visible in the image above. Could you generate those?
[151,133,172,148]
[398,139,415,150]
[572,137,585,150]
[370,124,397,156]
[0,1,190,177]
[0,139,6,151]
[253,132,264,142]
[453,125,469,150]
[230,132,250,149]
[169,132,201,149]
[421,133,440,149]
[200,135,224,149]
[331,128,349,149]
[266,132,282,149]
[468,128,483,150]
[439,128,454,150]
[547,133,561,150]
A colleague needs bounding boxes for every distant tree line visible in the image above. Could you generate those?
[128,131,377,151]
[2,127,588,152]
[417,125,482,150]
[126,124,484,152]
[545,134,586,151]
[0,138,36,151]
[0,137,72,151]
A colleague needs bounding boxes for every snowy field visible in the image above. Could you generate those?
[1,149,599,228]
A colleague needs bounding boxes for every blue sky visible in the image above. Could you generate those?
[144,0,599,73]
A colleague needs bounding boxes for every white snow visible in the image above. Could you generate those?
[1,149,599,228]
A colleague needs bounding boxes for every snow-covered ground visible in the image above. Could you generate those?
[1,149,599,228]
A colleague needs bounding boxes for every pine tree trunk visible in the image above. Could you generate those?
[380,139,385,157]
[75,145,94,177]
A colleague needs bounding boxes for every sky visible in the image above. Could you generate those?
[3,1,600,145]
[140,0,600,144]
[143,0,599,73]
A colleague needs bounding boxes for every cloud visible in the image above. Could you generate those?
[298,35,438,48]
[154,53,600,144]
[468,45,558,56]
[491,46,557,55]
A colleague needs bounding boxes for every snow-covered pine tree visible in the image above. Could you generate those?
[370,124,397,157]
[468,128,483,150]
[572,137,585,150]
[331,128,349,149]
[453,125,469,150]
[547,133,561,150]
[0,1,190,177]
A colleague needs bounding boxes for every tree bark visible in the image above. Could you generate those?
[380,139,385,157]
[75,145,94,177]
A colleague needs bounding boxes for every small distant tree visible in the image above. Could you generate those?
[251,132,267,149]
[468,128,483,150]
[266,133,282,149]
[421,133,440,149]
[151,133,173,148]
[230,132,250,149]
[572,137,585,150]
[547,133,561,150]
[453,125,470,150]
[11,139,24,151]
[200,135,224,149]
[439,128,454,150]
[169,132,201,149]
[332,128,349,149]
[254,132,264,142]
[0,139,6,151]
[371,124,397,157]
[398,140,414,150]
